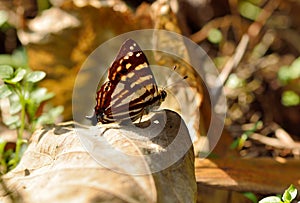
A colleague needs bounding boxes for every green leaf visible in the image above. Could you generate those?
[281,91,300,107]
[0,55,13,66]
[278,57,300,84]
[258,196,282,203]
[278,66,291,84]
[26,71,46,83]
[3,115,19,126]
[8,94,21,114]
[0,84,12,98]
[0,65,14,79]
[26,99,38,121]
[36,106,64,125]
[12,68,26,83]
[247,0,262,4]
[239,1,262,21]
[6,68,27,83]
[282,185,297,202]
[7,158,17,167]
[9,100,22,114]
[230,139,239,149]
[230,133,250,150]
[243,192,257,203]
[0,10,8,27]
[213,56,227,69]
[49,106,64,117]
[0,138,7,157]
[290,57,300,78]
[226,74,244,89]
[11,48,28,68]
[282,192,291,202]
[19,141,28,157]
[30,87,54,103]
[238,133,248,149]
[208,28,223,44]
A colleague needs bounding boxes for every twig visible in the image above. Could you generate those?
[247,0,281,38]
[219,0,281,85]
[217,34,249,85]
[275,128,296,146]
[249,133,300,150]
[191,0,281,87]
[190,15,242,43]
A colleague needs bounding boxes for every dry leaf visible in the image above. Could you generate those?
[1,110,196,203]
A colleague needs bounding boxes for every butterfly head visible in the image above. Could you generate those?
[160,89,167,102]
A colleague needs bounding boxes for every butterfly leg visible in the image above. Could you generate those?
[138,107,146,123]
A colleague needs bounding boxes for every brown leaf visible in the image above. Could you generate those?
[1,110,196,203]
[1,123,156,203]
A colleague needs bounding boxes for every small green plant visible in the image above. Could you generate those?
[0,65,63,173]
[259,185,298,203]
[243,192,258,203]
[278,57,300,107]
[230,120,263,150]
[208,28,223,44]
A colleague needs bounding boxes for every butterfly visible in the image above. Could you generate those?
[87,39,167,125]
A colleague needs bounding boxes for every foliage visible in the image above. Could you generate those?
[206,0,300,159]
[0,64,63,173]
[238,0,261,21]
[230,121,263,150]
[243,192,258,203]
[208,28,223,44]
[0,48,28,69]
[278,57,300,107]
[278,57,300,85]
[281,91,300,107]
[259,185,298,203]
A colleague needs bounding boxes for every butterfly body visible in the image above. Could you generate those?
[89,39,167,125]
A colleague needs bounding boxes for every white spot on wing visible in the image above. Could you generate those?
[136,52,141,57]
[130,75,152,88]
[127,72,135,78]
[128,52,133,56]
[135,62,148,70]
[126,63,132,69]
[130,46,134,50]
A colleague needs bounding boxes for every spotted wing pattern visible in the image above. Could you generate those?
[93,39,166,124]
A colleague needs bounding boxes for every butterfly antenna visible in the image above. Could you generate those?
[162,65,188,89]
[161,65,177,87]
[164,75,188,89]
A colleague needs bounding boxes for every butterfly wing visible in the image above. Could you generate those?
[108,39,156,85]
[94,81,116,123]
[94,39,163,124]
